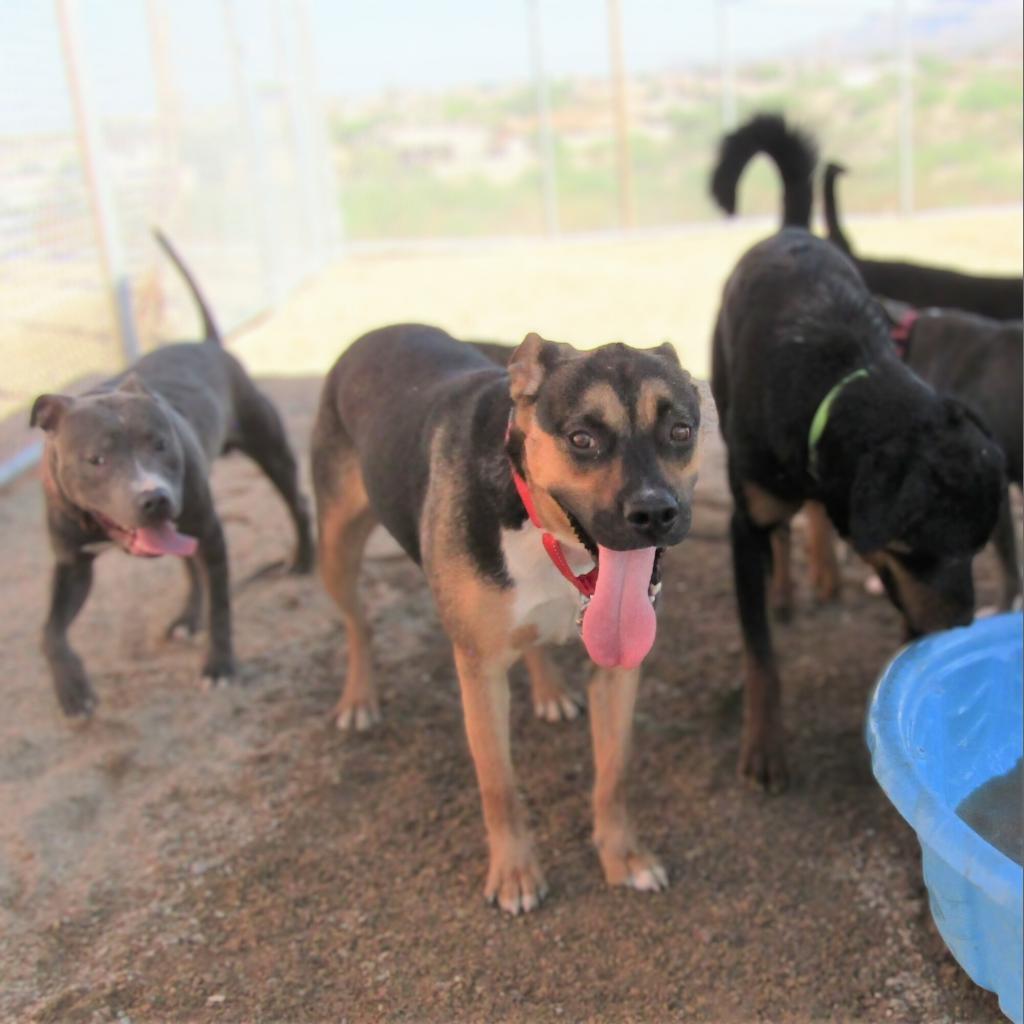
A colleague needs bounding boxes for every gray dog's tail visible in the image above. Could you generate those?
[152,228,222,344]
[822,162,854,254]
[709,112,818,229]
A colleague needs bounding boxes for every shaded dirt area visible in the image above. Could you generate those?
[0,376,1007,1023]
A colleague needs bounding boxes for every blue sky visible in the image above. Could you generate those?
[0,0,1009,134]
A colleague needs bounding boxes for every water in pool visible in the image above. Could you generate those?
[956,757,1023,866]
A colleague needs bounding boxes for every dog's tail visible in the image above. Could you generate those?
[822,162,854,254]
[152,228,222,344]
[709,112,818,229]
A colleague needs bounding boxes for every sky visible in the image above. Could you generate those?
[0,0,1015,135]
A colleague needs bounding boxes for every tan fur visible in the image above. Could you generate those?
[580,382,629,433]
[317,451,379,727]
[636,378,673,432]
[743,482,800,529]
[588,666,665,887]
[804,501,841,602]
[863,550,961,633]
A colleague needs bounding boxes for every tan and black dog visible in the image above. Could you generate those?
[312,323,701,914]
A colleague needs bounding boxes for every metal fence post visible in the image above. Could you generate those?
[55,0,140,364]
[527,0,560,236]
[717,0,737,130]
[896,0,915,214]
[222,0,283,304]
[607,0,634,230]
[294,0,344,255]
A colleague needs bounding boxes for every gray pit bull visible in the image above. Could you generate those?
[32,230,314,717]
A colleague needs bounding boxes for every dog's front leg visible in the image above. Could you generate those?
[453,646,547,915]
[730,510,788,791]
[43,557,96,717]
[588,665,667,892]
[196,517,235,685]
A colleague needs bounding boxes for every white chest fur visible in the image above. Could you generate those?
[500,525,594,646]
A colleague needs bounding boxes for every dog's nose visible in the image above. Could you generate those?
[624,489,679,539]
[137,487,171,523]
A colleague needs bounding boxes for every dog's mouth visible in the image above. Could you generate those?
[91,511,198,559]
[558,499,664,670]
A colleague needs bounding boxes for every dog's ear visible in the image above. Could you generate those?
[117,372,150,396]
[30,394,72,433]
[652,341,682,368]
[848,444,926,555]
[508,332,574,401]
[942,394,995,439]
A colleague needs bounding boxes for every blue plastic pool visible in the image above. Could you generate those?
[867,613,1023,1024]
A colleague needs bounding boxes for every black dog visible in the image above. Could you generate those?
[711,229,1004,789]
[801,298,1023,611]
[32,230,314,717]
[711,112,1023,320]
[823,162,1023,319]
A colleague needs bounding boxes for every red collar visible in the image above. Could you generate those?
[511,469,598,598]
[890,308,919,361]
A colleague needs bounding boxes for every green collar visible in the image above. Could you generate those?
[807,368,869,480]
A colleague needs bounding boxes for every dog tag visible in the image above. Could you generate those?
[575,593,591,636]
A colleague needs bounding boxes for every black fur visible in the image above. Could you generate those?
[709,113,817,228]
[822,163,1023,319]
[711,228,1005,788]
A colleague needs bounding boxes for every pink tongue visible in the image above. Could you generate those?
[130,522,198,558]
[581,546,657,669]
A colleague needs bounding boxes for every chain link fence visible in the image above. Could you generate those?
[0,0,340,484]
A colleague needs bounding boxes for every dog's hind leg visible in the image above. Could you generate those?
[588,665,667,892]
[991,487,1022,611]
[166,557,203,639]
[805,501,840,603]
[316,447,379,731]
[236,390,315,574]
[730,509,788,791]
[523,646,581,723]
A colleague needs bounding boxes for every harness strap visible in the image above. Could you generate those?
[807,368,869,481]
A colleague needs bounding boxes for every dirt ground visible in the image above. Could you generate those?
[0,376,1010,1024]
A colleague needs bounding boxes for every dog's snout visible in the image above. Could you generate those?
[137,487,172,523]
[624,489,679,539]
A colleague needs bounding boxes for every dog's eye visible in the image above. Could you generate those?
[569,430,596,451]
[87,454,105,467]
[154,438,166,452]
[670,423,692,443]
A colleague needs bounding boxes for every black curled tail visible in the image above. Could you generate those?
[152,228,222,344]
[822,162,853,254]
[709,112,818,229]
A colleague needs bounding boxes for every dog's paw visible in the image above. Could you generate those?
[200,654,236,691]
[335,698,381,732]
[596,836,668,892]
[738,731,789,793]
[485,841,547,915]
[863,573,885,598]
[166,615,202,641]
[289,546,315,576]
[534,692,583,723]
[56,670,98,719]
